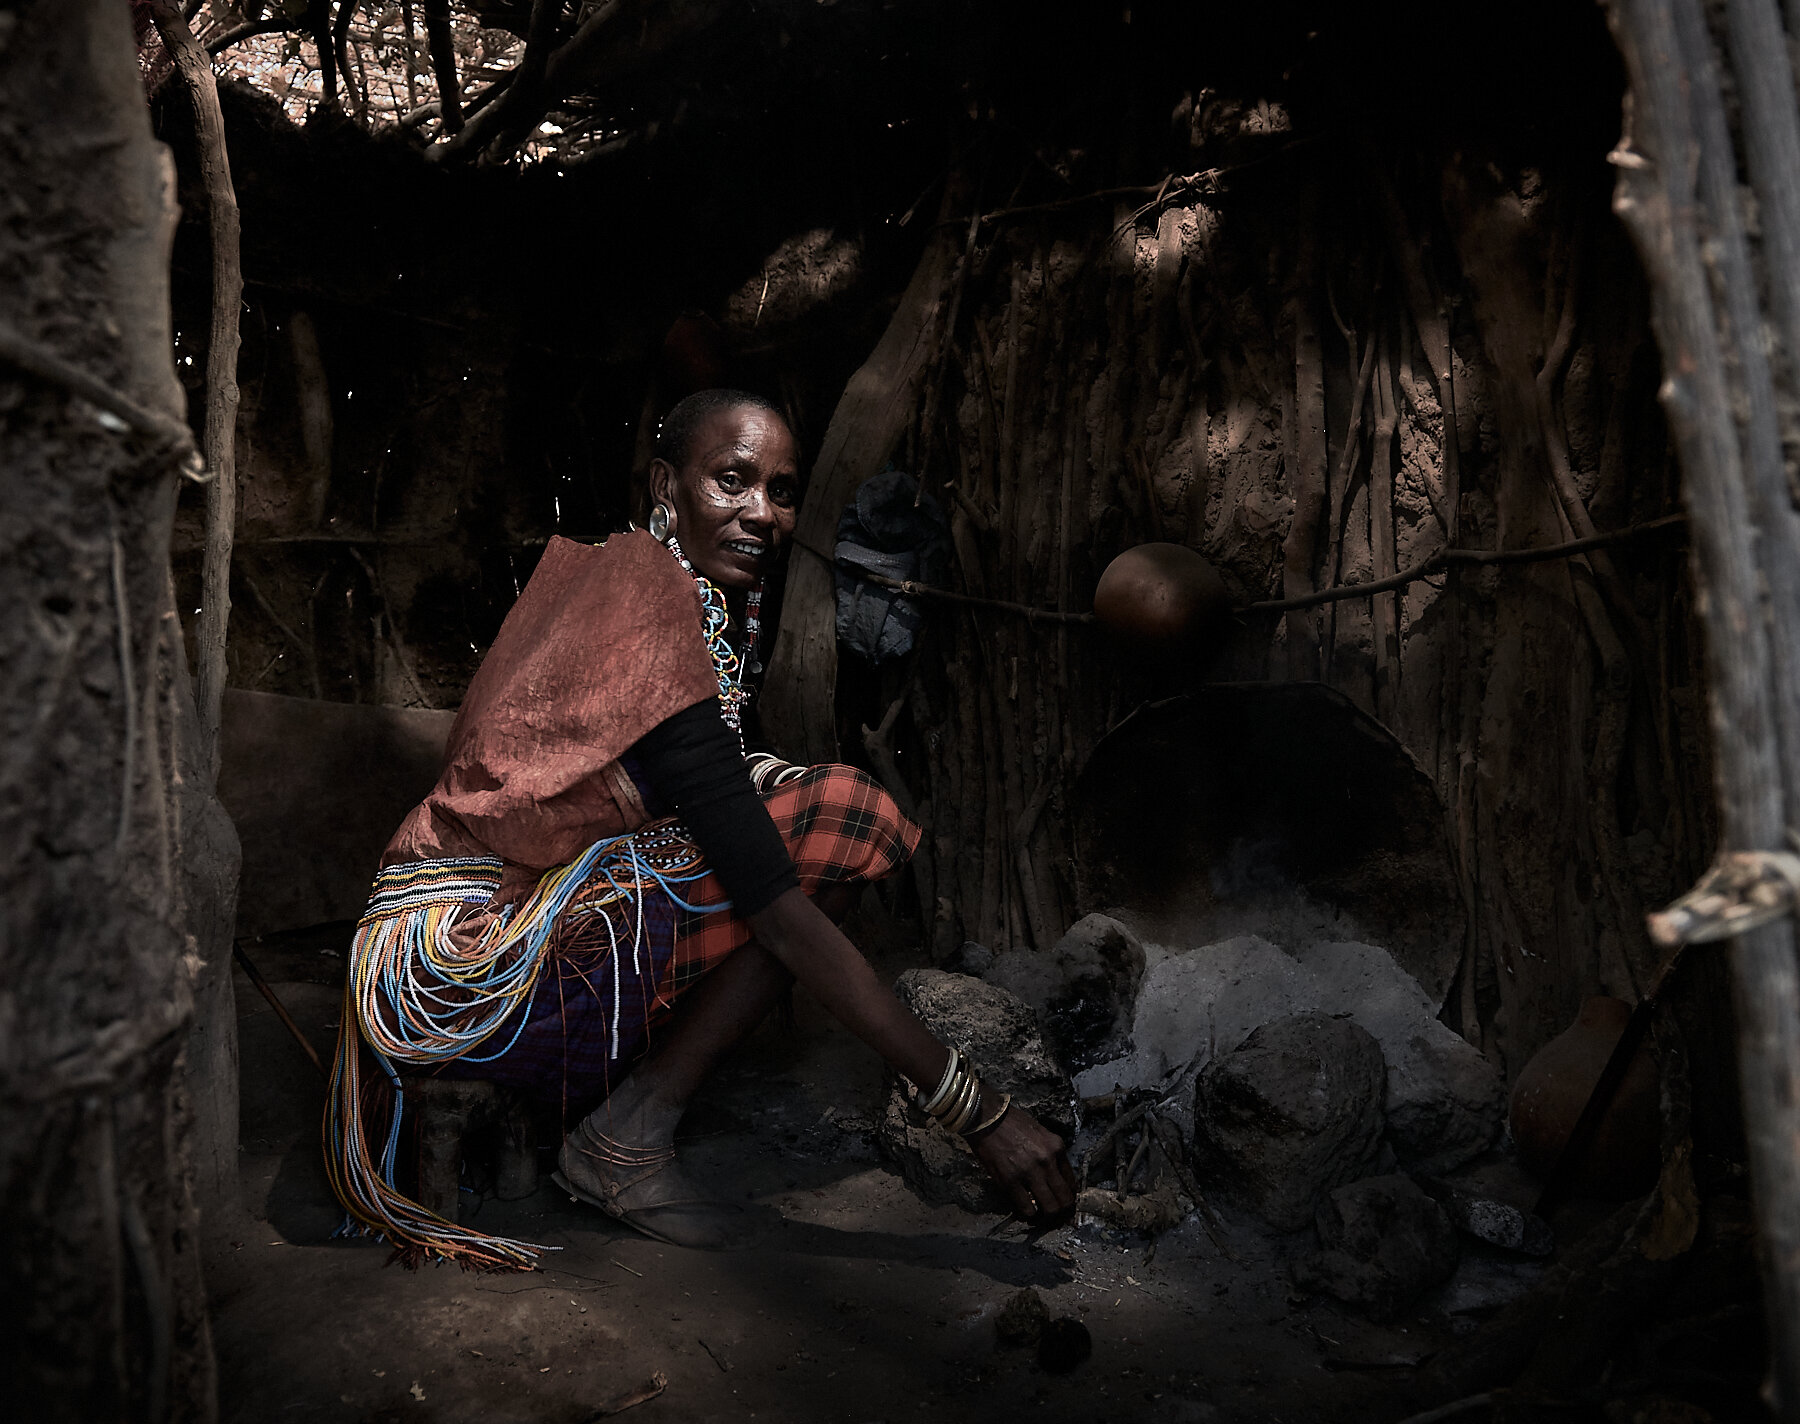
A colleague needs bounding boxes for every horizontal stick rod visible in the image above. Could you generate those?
[1246,513,1687,614]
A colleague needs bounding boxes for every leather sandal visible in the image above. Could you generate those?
[552,1118,744,1249]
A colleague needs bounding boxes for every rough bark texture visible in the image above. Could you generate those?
[149,0,243,785]
[1603,0,1800,1411]
[0,2,225,1417]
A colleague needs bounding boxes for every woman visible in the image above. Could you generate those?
[326,389,1076,1264]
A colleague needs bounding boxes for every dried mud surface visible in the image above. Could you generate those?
[213,923,1478,1424]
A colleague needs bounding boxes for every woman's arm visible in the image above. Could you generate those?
[746,887,1078,1221]
[637,700,1077,1220]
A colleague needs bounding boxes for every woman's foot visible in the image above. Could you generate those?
[555,1111,752,1251]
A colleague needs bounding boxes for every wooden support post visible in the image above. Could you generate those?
[760,198,967,765]
[1604,0,1800,1413]
[150,0,243,787]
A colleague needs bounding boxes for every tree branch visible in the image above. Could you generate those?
[422,0,464,132]
[1246,514,1689,614]
[0,320,198,467]
[206,15,297,56]
[432,0,723,166]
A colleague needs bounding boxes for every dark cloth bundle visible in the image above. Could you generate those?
[834,468,951,662]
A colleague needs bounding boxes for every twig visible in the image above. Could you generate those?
[349,547,436,707]
[610,1257,642,1278]
[1247,514,1689,614]
[795,538,1096,625]
[1391,1393,1496,1424]
[698,1338,731,1372]
[232,944,328,1079]
[583,1372,667,1419]
[118,1185,172,1424]
[1369,329,1400,719]
[206,15,300,55]
[1145,1114,1234,1259]
[396,99,441,130]
[1119,1125,1151,1197]
[111,528,136,853]
[1079,1100,1155,1188]
[240,569,323,699]
[0,321,198,468]
[151,0,243,788]
[1323,310,1379,597]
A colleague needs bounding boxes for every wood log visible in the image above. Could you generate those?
[1604,0,1800,1412]
[150,0,243,786]
[761,201,965,764]
[2,2,222,1415]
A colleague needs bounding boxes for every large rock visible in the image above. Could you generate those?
[1105,935,1314,1093]
[1297,941,1504,1173]
[1292,1174,1459,1321]
[878,970,1075,1210]
[985,913,1147,1073]
[1193,1012,1386,1230]
[1075,936,1502,1175]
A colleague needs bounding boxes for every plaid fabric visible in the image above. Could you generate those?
[433,763,918,1119]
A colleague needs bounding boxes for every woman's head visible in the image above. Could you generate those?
[647,389,799,590]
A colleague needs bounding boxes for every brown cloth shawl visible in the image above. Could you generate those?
[382,531,719,877]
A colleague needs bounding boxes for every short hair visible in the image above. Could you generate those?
[654,388,784,467]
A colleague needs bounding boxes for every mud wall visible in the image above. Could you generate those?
[175,3,1724,1097]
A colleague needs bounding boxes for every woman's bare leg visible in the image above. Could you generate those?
[589,939,793,1145]
[558,885,862,1246]
[599,883,859,1138]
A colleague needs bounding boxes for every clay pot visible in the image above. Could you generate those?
[1093,543,1230,661]
[1508,996,1660,1199]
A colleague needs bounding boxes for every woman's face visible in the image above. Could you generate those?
[649,405,800,590]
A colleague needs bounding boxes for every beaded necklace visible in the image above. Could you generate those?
[665,535,762,740]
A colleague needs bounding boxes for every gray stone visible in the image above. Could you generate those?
[985,913,1147,1074]
[1415,1176,1554,1256]
[877,970,1074,1210]
[1292,1174,1459,1321]
[1088,934,1312,1096]
[1073,936,1503,1176]
[1297,941,1504,1173]
[1193,1012,1386,1231]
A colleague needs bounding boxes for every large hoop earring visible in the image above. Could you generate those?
[648,501,672,542]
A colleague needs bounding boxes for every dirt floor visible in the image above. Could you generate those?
[211,913,1542,1424]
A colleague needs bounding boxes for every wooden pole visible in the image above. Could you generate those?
[760,188,967,764]
[1603,0,1800,1413]
[149,0,242,788]
[2,2,219,1415]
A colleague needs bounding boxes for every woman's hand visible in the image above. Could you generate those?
[967,1102,1078,1223]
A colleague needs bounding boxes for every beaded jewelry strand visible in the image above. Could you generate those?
[665,535,763,740]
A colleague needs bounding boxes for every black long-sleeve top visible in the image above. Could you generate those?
[631,698,800,916]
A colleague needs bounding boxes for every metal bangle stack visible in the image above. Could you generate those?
[916,1047,1012,1140]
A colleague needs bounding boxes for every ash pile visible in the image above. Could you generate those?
[877,911,1562,1325]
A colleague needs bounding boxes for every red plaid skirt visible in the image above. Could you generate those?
[663,762,921,996]
[434,763,919,1112]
